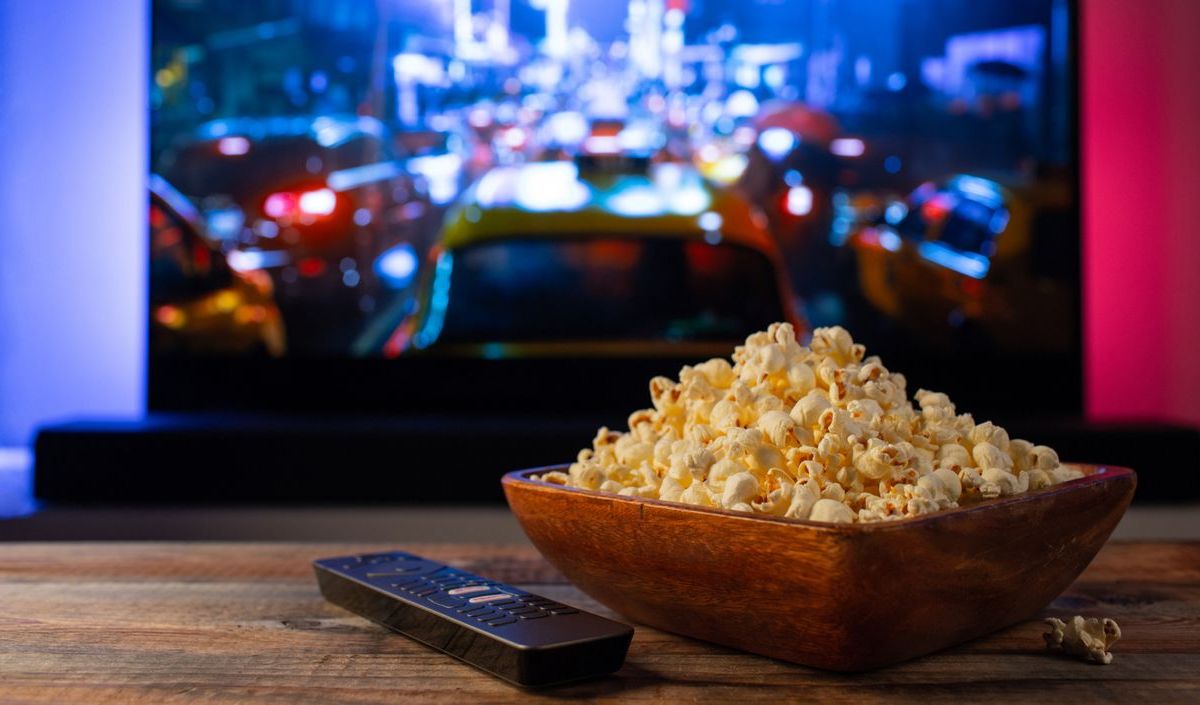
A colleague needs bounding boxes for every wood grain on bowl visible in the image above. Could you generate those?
[502,463,1136,672]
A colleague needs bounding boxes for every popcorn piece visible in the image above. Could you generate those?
[659,475,686,502]
[810,498,855,523]
[544,325,1076,523]
[1024,468,1053,491]
[937,443,971,470]
[979,467,1028,499]
[970,421,1010,452]
[599,480,625,494]
[855,439,909,481]
[783,481,819,519]
[705,458,743,490]
[787,359,817,396]
[932,467,963,502]
[1009,438,1036,471]
[791,390,832,430]
[669,439,715,481]
[753,469,794,516]
[721,472,760,509]
[917,467,962,506]
[1030,445,1060,471]
[820,482,846,502]
[972,442,1013,472]
[1049,465,1085,484]
[1044,616,1121,664]
[679,482,717,508]
[756,410,798,448]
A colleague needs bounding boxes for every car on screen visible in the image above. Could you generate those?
[846,173,1075,351]
[149,175,285,356]
[372,160,803,358]
[156,115,434,292]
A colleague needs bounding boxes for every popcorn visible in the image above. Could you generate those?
[755,410,798,448]
[810,498,855,523]
[752,469,794,516]
[855,439,908,481]
[791,390,831,428]
[721,472,759,509]
[785,481,820,519]
[972,442,1014,472]
[1044,616,1121,664]
[978,467,1028,499]
[542,324,1081,523]
[679,482,717,508]
[970,421,1010,451]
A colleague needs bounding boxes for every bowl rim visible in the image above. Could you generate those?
[502,463,1136,535]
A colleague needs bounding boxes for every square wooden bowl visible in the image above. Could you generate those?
[502,463,1135,671]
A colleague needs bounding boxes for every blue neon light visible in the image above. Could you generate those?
[918,241,991,279]
[413,251,453,349]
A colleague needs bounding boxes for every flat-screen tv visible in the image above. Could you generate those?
[150,0,1079,421]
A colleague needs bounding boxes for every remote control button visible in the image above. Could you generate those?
[447,585,491,596]
[427,594,466,608]
[486,617,517,627]
[414,588,439,597]
[473,610,503,621]
[375,572,424,583]
[461,605,491,615]
[517,611,550,620]
[508,606,540,615]
[366,564,438,578]
[388,578,425,588]
[467,594,511,604]
[549,608,579,615]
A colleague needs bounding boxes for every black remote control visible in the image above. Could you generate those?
[313,550,633,687]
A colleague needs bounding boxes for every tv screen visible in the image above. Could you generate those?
[150,0,1079,417]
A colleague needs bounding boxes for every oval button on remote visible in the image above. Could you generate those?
[427,594,466,608]
[447,585,491,596]
[467,593,511,604]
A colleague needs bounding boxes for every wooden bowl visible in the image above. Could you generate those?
[502,463,1135,672]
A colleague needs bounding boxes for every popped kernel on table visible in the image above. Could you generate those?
[1045,615,1123,664]
[1,541,1198,704]
[548,324,1081,522]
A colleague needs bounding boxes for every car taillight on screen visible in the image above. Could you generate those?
[263,188,338,219]
[784,185,813,216]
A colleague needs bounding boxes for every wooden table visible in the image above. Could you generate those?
[0,542,1197,704]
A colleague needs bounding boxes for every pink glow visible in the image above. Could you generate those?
[1084,0,1200,425]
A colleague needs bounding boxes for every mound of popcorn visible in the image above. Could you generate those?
[538,323,1082,523]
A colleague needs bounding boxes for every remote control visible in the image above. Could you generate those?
[313,550,633,687]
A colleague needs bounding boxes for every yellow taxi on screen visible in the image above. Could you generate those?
[376,159,803,358]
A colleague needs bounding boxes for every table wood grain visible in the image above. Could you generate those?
[0,541,1197,704]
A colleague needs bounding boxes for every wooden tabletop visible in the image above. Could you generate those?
[0,542,1197,704]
